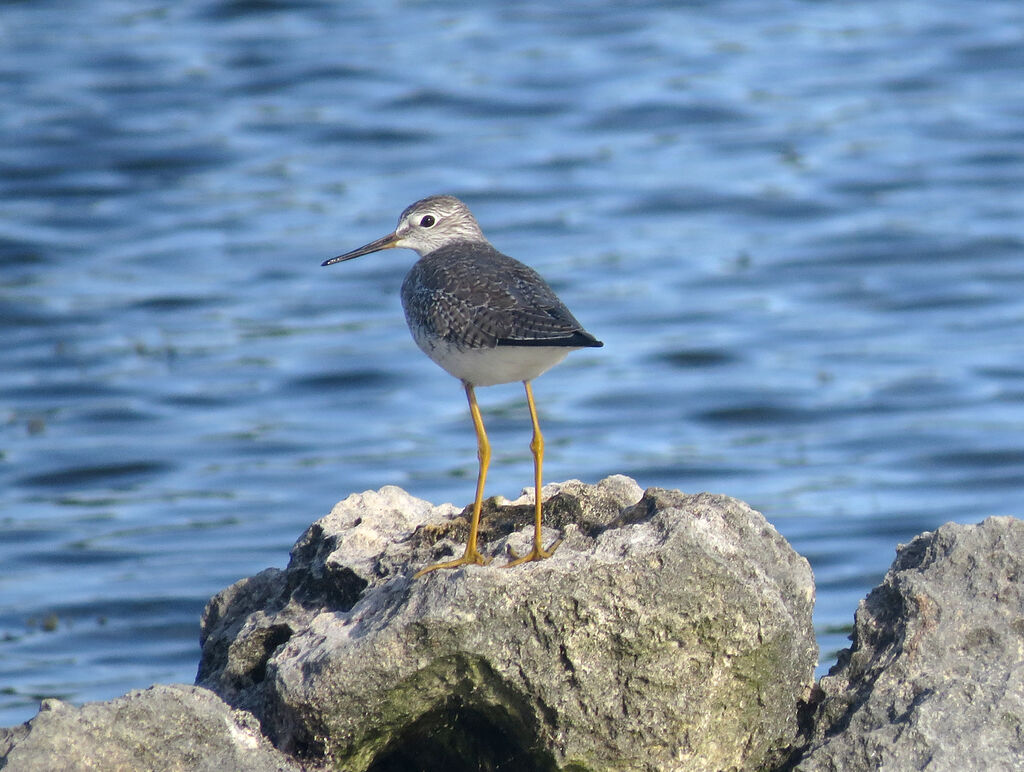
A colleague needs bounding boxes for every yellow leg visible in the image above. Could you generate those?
[414,382,491,577]
[506,380,562,567]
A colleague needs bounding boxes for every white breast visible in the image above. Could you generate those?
[410,328,574,386]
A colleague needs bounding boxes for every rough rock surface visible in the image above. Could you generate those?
[795,516,1024,771]
[0,683,301,772]
[197,476,816,772]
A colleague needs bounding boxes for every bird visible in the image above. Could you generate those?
[322,195,602,577]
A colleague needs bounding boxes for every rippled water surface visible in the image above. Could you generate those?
[3,0,1024,725]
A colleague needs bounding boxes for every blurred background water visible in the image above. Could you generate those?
[2,0,1024,726]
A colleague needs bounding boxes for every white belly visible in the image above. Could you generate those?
[411,331,573,386]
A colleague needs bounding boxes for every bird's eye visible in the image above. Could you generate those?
[419,215,436,228]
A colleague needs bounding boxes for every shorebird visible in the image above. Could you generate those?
[322,195,602,577]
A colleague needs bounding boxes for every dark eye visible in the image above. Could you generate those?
[419,215,435,228]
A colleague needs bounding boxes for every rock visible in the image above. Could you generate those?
[795,516,1024,771]
[0,683,301,772]
[198,476,816,772]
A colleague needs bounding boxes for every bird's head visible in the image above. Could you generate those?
[322,195,485,266]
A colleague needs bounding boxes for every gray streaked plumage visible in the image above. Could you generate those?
[401,240,599,349]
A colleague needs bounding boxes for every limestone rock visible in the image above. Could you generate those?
[796,516,1024,771]
[198,476,816,771]
[0,683,301,772]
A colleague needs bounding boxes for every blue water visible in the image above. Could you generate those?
[3,0,1024,726]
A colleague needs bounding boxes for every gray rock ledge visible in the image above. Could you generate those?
[197,476,817,772]
[794,516,1024,771]
[5,482,1023,771]
[0,684,300,772]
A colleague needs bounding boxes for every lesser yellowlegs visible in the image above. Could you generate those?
[322,195,602,576]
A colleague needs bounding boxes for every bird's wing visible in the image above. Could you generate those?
[402,246,598,348]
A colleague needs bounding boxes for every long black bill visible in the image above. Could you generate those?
[321,232,399,266]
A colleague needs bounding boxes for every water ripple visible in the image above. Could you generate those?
[2,0,1024,724]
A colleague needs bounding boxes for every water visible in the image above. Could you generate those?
[2,0,1023,726]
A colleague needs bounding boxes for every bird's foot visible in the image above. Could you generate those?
[413,547,491,578]
[504,537,563,568]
